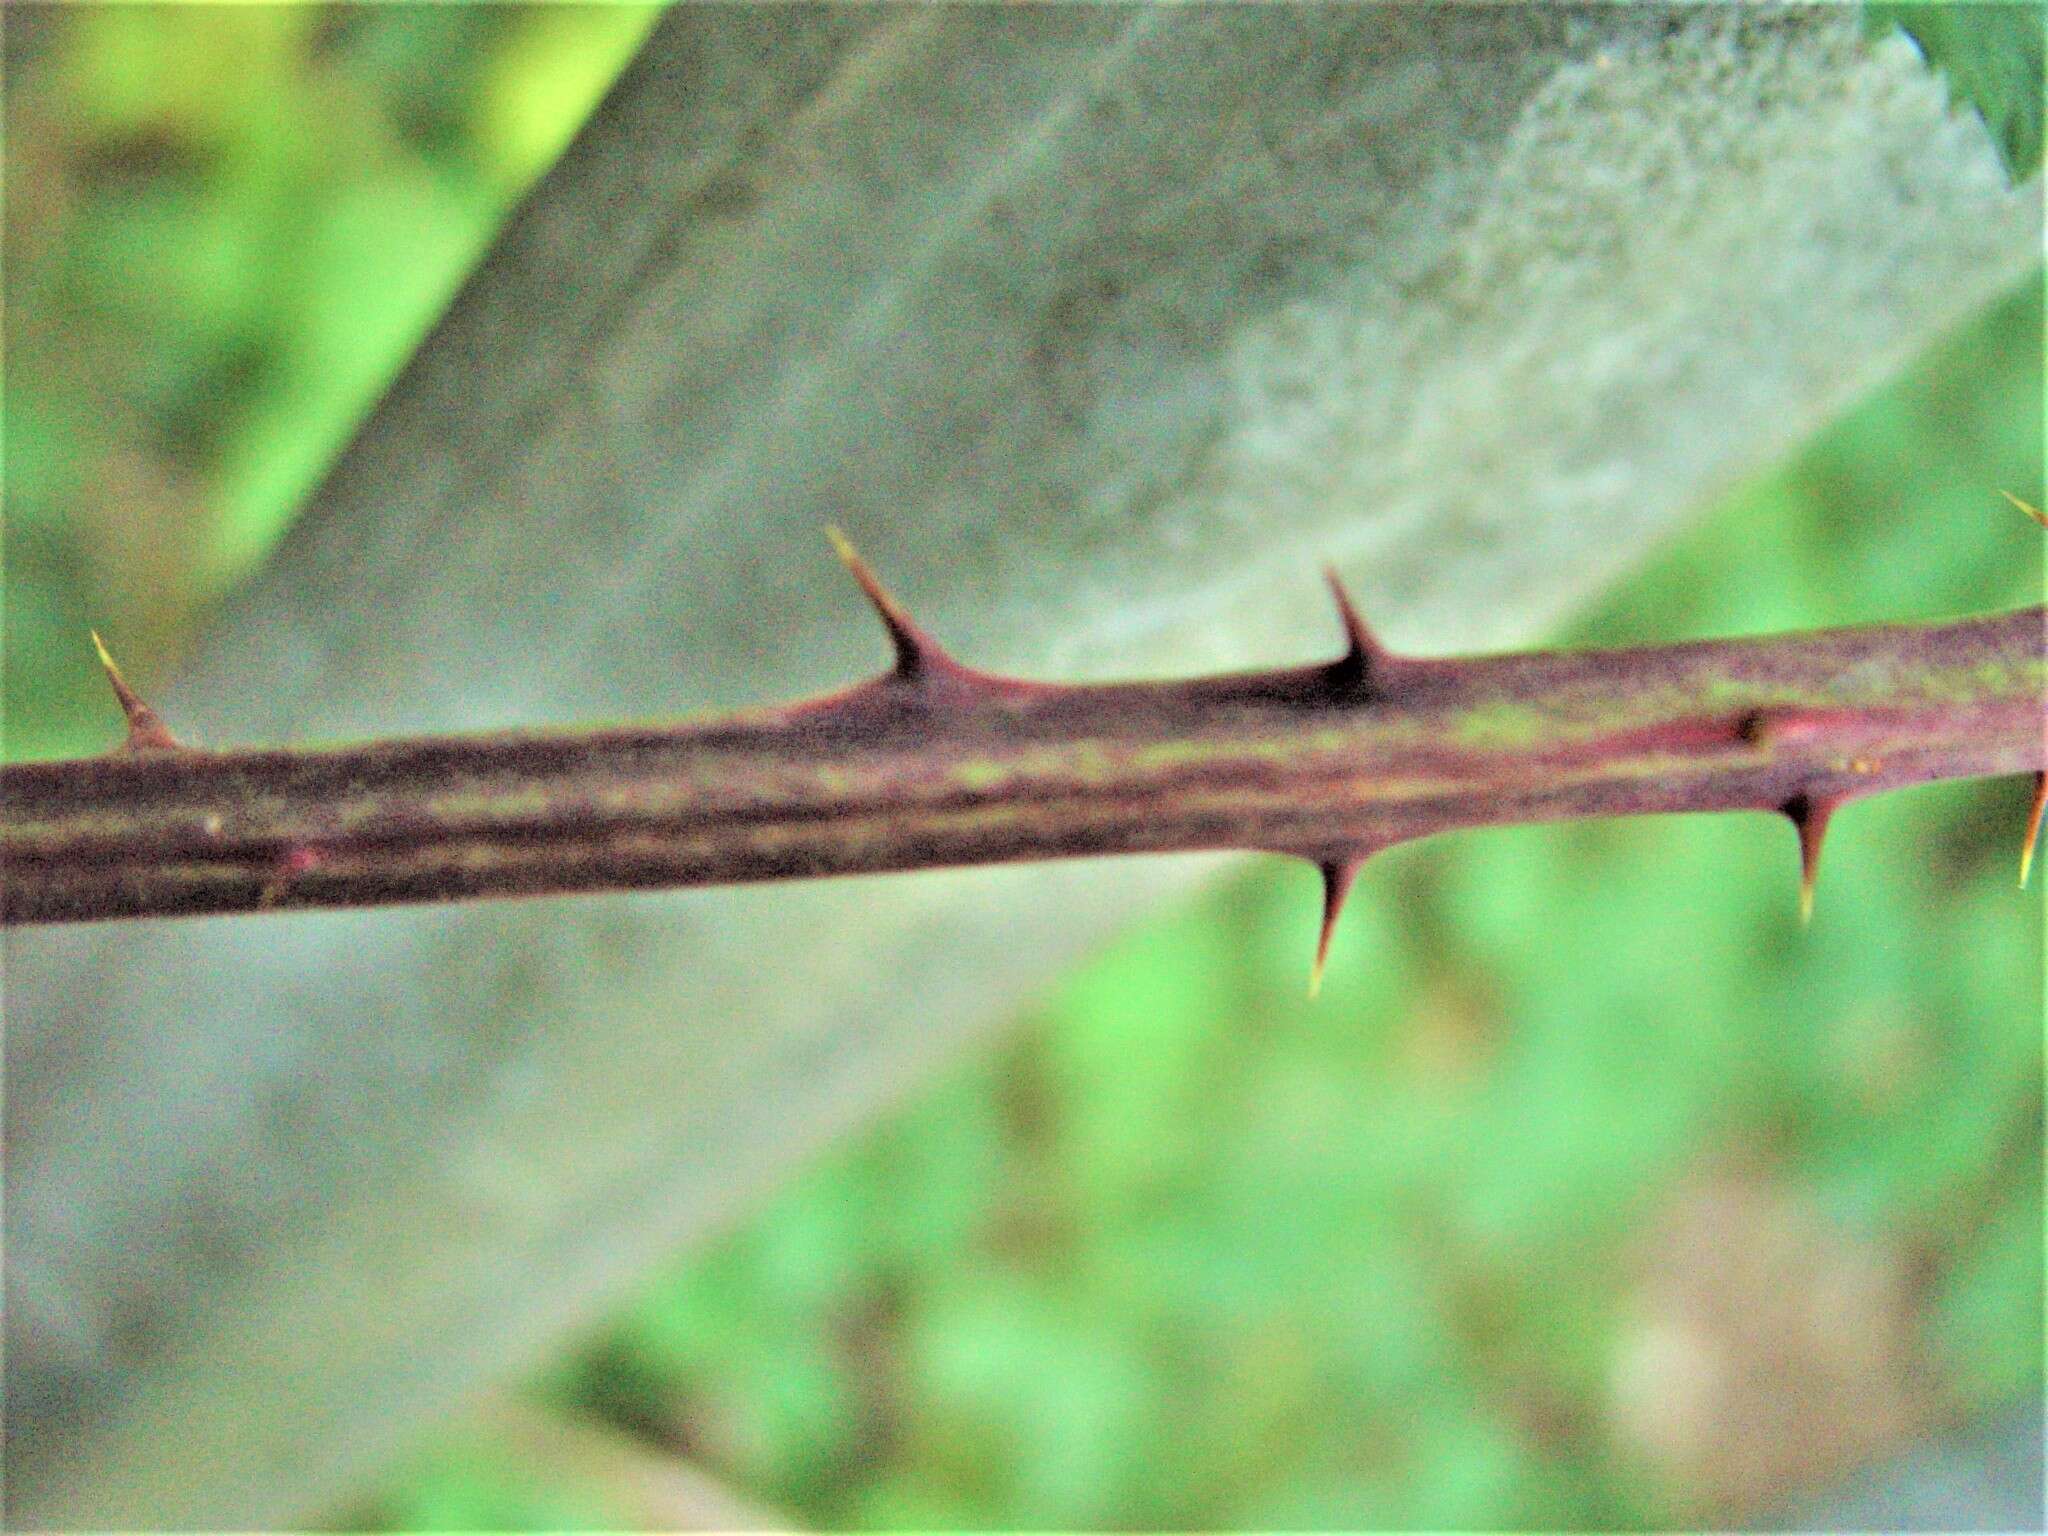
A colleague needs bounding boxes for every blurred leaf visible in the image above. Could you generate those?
[473,5,664,195]
[1866,2,2046,179]
[371,1432,616,1532]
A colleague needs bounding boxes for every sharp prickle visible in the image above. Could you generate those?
[2022,771,2045,889]
[1783,793,1838,925]
[1321,566,1390,690]
[1309,857,1363,999]
[90,630,182,752]
[2000,490,2048,528]
[826,526,959,681]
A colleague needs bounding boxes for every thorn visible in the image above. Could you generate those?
[2021,772,2045,889]
[827,526,956,681]
[2000,490,2048,528]
[90,630,181,751]
[1309,858,1362,999]
[1783,793,1837,925]
[1321,565,1391,690]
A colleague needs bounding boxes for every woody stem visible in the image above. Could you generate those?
[2,607,2041,927]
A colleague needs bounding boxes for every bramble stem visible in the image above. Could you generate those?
[5,594,2041,930]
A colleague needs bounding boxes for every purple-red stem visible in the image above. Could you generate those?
[4,556,2042,978]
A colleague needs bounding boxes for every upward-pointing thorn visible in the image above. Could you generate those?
[827,526,956,681]
[1783,793,1837,925]
[2021,772,2045,889]
[1321,566,1390,691]
[90,630,181,751]
[2000,490,2048,528]
[1309,857,1362,999]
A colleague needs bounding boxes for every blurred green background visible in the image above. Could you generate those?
[5,7,2041,1530]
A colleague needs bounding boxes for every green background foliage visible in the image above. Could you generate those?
[4,4,663,760]
[5,8,2041,1529]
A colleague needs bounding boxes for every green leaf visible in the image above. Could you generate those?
[1867,2,2046,179]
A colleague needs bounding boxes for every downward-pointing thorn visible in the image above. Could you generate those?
[1309,858,1362,999]
[2021,772,2045,889]
[1783,794,1836,925]
[1321,566,1390,689]
[90,630,181,751]
[827,526,955,681]
[2000,490,2048,528]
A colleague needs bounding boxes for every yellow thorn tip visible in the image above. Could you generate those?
[90,629,143,713]
[825,524,899,618]
[1309,860,1358,1000]
[2022,775,2046,889]
[1787,797,1832,928]
[2000,490,2047,527]
[88,627,181,749]
[824,525,944,678]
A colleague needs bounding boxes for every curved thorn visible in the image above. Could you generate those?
[827,526,953,680]
[1783,793,1836,925]
[2000,490,2048,528]
[2021,772,2045,889]
[1309,858,1362,999]
[1321,565,1389,689]
[90,630,181,751]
